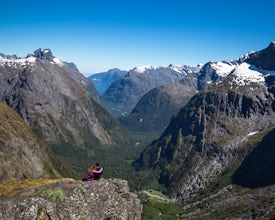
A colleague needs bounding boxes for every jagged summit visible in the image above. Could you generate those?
[26,48,67,67]
[0,49,65,68]
[32,48,54,61]
[243,42,275,70]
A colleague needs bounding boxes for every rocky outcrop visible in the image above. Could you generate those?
[0,178,142,220]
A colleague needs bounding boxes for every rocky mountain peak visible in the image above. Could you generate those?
[244,42,275,70]
[32,48,54,61]
[268,41,275,48]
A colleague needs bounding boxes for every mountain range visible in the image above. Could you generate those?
[104,43,275,135]
[100,65,201,117]
[134,42,275,203]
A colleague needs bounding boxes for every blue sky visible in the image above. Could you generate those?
[1,0,274,75]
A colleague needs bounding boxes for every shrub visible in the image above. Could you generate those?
[42,187,66,201]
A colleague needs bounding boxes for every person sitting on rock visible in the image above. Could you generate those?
[82,166,96,181]
[92,163,103,180]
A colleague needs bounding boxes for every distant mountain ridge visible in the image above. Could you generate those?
[116,44,275,133]
[88,68,127,95]
[118,73,198,132]
[102,64,201,117]
[118,45,275,133]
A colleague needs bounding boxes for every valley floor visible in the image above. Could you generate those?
[139,184,275,220]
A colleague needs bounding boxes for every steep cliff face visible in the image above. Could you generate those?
[232,127,275,188]
[0,178,142,220]
[29,48,101,103]
[0,102,62,183]
[180,182,275,219]
[0,50,126,145]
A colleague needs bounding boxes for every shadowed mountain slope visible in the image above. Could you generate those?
[0,102,64,183]
[232,127,275,188]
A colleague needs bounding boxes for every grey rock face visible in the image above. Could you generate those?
[0,50,126,145]
[33,48,54,61]
[30,48,101,103]
[0,102,60,183]
[0,179,142,220]
[245,42,275,70]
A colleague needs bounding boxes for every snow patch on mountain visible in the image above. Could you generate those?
[0,50,68,70]
[0,56,36,68]
[133,65,153,73]
[247,131,258,137]
[132,64,201,75]
[231,63,265,86]
[211,61,236,77]
[91,77,101,82]
[53,57,64,66]
[169,65,186,74]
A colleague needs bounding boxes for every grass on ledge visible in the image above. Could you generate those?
[0,178,64,197]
